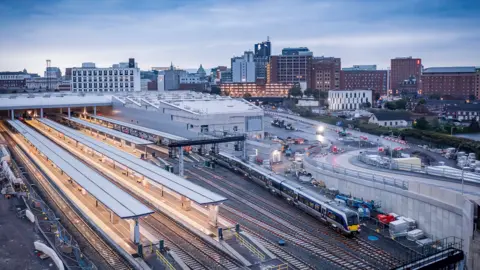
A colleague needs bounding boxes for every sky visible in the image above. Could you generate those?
[0,0,479,75]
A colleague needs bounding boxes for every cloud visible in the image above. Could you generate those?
[0,0,479,74]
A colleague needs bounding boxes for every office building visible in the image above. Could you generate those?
[232,51,256,83]
[341,65,388,94]
[390,57,422,94]
[44,67,62,79]
[180,65,207,84]
[342,65,377,71]
[421,67,476,98]
[71,58,141,92]
[268,49,313,88]
[282,47,310,56]
[163,63,187,90]
[219,82,293,97]
[476,68,480,99]
[220,70,232,83]
[328,89,372,111]
[210,66,228,84]
[311,57,341,91]
[254,38,271,79]
[0,71,31,90]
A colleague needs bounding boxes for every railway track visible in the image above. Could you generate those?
[187,169,376,270]
[4,133,131,270]
[206,166,405,268]
[142,212,241,270]
[25,121,243,269]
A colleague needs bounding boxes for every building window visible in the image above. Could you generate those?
[130,76,134,81]
[83,83,87,88]
[94,70,97,76]
[390,122,392,126]
[114,70,118,75]
[94,83,97,87]
[109,70,112,75]
[73,70,76,76]
[104,70,107,75]
[73,83,77,88]
[130,70,133,75]
[120,70,123,75]
[384,122,387,126]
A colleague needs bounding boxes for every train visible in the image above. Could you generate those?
[213,152,360,236]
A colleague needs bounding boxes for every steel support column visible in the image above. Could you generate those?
[130,218,140,244]
[40,108,43,118]
[93,106,97,115]
[179,146,184,177]
[67,107,71,118]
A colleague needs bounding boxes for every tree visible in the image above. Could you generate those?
[469,119,480,132]
[385,102,396,110]
[394,99,407,110]
[414,104,429,114]
[429,94,441,100]
[243,92,252,98]
[414,117,429,130]
[288,86,303,98]
[374,93,381,101]
[417,98,426,105]
[303,88,314,97]
[469,95,476,101]
[210,85,221,95]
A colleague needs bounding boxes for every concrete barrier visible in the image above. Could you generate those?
[34,241,64,270]
[303,157,474,257]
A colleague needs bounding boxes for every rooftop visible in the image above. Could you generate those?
[160,98,262,115]
[38,118,227,205]
[64,117,153,145]
[445,103,480,112]
[423,67,476,74]
[8,120,153,218]
[370,110,412,121]
[0,92,112,110]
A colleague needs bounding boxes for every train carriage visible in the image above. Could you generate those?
[215,152,360,236]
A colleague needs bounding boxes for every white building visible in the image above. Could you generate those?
[232,51,255,83]
[368,111,412,128]
[328,89,372,111]
[114,91,265,139]
[71,60,141,92]
[157,74,165,91]
[26,77,61,90]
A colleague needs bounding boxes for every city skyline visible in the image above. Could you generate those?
[1,0,479,74]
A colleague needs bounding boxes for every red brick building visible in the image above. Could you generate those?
[267,54,312,88]
[476,68,480,99]
[421,67,476,98]
[390,57,422,94]
[340,69,387,95]
[311,57,341,91]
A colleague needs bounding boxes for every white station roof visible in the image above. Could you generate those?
[0,93,112,110]
[87,115,186,141]
[7,120,153,219]
[38,118,227,205]
[64,117,152,145]
[159,98,263,115]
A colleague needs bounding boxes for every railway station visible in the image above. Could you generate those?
[33,117,228,230]
[5,120,153,251]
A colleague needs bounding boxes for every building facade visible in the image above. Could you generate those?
[254,38,271,80]
[390,57,422,93]
[0,71,31,90]
[268,51,313,88]
[44,67,62,79]
[443,103,480,121]
[421,67,476,98]
[340,66,387,94]
[26,77,61,90]
[232,51,256,83]
[368,111,412,127]
[282,47,310,56]
[328,89,372,111]
[71,60,141,92]
[476,68,480,99]
[311,57,341,91]
[219,82,293,97]
[180,65,207,84]
[163,63,187,91]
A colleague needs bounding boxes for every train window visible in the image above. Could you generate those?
[314,204,320,211]
[347,213,359,225]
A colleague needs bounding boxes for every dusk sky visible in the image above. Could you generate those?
[1,0,479,75]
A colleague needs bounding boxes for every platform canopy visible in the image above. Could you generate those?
[87,115,186,141]
[64,117,152,145]
[7,120,153,219]
[38,118,227,205]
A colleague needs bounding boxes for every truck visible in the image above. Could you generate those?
[271,119,285,128]
[285,123,295,130]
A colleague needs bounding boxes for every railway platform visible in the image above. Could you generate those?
[32,117,281,267]
[3,120,156,256]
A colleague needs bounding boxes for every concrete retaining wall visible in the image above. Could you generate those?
[303,158,474,255]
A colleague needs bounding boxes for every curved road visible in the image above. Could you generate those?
[320,149,480,200]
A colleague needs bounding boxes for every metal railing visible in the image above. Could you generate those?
[358,153,480,185]
[155,250,175,270]
[234,232,266,261]
[304,156,409,190]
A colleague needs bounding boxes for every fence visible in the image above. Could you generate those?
[358,153,480,185]
[305,156,409,190]
[234,232,265,261]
